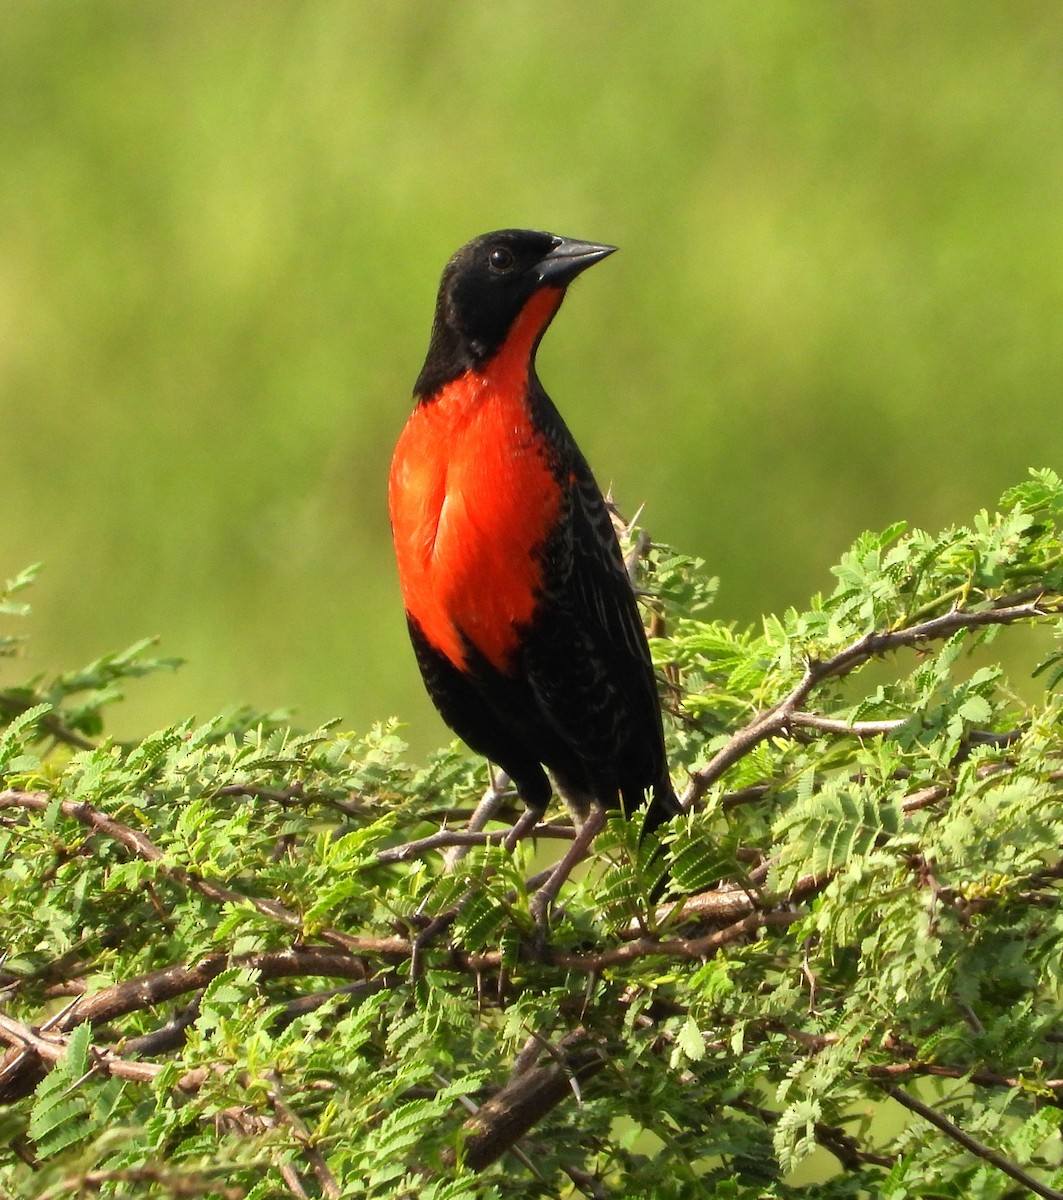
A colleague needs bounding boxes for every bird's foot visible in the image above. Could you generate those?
[409,902,464,981]
[410,807,543,975]
[525,804,607,940]
[528,889,552,943]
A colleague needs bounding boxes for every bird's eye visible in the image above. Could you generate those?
[488,247,515,273]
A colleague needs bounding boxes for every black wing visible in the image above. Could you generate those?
[523,380,675,820]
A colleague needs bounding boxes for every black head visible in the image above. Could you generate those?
[414,228,617,399]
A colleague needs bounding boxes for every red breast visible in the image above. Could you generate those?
[389,288,564,673]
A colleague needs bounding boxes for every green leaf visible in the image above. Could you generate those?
[676,1014,705,1063]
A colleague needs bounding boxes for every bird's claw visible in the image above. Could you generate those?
[409,904,461,982]
[527,890,555,956]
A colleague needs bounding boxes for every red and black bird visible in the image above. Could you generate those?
[389,229,678,880]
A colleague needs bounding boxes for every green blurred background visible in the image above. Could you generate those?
[2,2,1062,750]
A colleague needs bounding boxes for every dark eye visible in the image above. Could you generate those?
[488,246,515,273]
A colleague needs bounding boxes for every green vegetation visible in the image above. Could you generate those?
[2,472,1062,1197]
[2,4,1063,743]
[3,6,1063,1193]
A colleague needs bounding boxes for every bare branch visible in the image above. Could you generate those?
[0,789,373,955]
[884,1083,1063,1200]
[379,819,574,866]
[0,1012,163,1086]
[787,712,907,736]
[453,1028,608,1171]
[681,592,1062,808]
[652,870,825,932]
[56,946,373,1030]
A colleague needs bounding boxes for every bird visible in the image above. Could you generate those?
[388,229,679,914]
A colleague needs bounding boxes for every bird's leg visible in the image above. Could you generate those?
[444,767,511,871]
[410,769,512,976]
[502,805,543,853]
[412,782,543,976]
[528,803,607,930]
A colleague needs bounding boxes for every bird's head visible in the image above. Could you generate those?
[415,229,616,400]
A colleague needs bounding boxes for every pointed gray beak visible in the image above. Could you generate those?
[536,237,618,286]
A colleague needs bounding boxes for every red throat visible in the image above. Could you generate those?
[389,288,565,673]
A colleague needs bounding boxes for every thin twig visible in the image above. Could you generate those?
[266,1071,341,1199]
[873,1061,1063,1097]
[0,790,366,955]
[884,1083,1063,1200]
[379,820,574,865]
[681,592,1060,808]
[214,781,364,820]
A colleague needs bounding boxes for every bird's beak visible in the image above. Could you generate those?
[536,237,618,286]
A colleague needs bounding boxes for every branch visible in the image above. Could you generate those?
[733,1097,895,1170]
[811,1119,896,1169]
[452,1028,608,1172]
[36,1167,242,1200]
[0,947,383,1103]
[884,1083,1063,1200]
[681,591,1061,807]
[0,1014,334,1197]
[0,789,374,955]
[653,869,825,932]
[119,999,201,1059]
[0,692,97,751]
[443,768,513,870]
[787,712,907,736]
[0,913,803,1103]
[55,947,371,1030]
[0,1012,163,1086]
[378,820,574,866]
[266,1071,341,1200]
[872,1059,1063,1099]
[214,781,364,821]
[463,909,800,973]
[0,788,809,985]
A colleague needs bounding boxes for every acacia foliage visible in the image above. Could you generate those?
[1,470,1063,1200]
